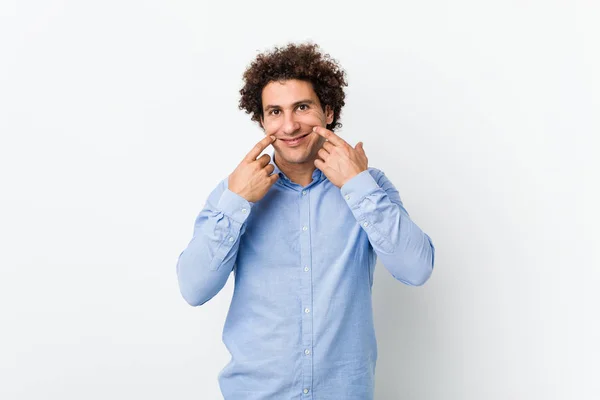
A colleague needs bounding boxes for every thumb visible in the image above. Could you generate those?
[355,142,365,153]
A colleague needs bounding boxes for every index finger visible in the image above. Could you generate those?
[312,126,347,147]
[245,135,276,162]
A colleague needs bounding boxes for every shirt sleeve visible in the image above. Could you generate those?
[340,168,435,286]
[176,178,253,306]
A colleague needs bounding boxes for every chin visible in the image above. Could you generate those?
[280,152,311,165]
[278,146,318,164]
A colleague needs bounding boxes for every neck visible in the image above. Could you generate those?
[273,152,317,187]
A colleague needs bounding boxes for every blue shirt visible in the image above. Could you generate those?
[176,152,435,400]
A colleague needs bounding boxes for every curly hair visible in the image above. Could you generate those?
[239,42,347,131]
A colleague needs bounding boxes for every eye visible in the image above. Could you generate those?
[297,104,309,111]
[269,109,280,116]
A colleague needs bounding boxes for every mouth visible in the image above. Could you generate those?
[279,132,311,147]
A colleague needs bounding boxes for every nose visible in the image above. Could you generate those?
[281,112,301,136]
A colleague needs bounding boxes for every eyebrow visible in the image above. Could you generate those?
[264,99,316,112]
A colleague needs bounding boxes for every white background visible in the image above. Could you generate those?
[1,1,599,399]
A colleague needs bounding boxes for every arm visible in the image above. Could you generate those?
[340,168,435,286]
[176,179,253,306]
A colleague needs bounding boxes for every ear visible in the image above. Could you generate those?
[325,105,334,125]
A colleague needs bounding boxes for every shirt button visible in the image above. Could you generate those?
[302,226,308,231]
[345,194,350,200]
[363,222,369,227]
[229,237,234,242]
[241,208,247,213]
[302,190,307,196]
[304,308,310,313]
[305,349,311,355]
[303,388,309,394]
[304,266,309,272]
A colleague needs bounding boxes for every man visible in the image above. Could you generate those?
[176,42,435,400]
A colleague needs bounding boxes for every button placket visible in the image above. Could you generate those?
[299,187,313,396]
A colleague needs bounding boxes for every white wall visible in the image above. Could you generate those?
[1,1,598,399]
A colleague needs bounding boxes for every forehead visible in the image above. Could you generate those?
[261,79,320,108]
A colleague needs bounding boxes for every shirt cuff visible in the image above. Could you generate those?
[216,189,253,225]
[340,170,380,208]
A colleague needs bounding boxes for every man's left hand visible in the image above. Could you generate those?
[312,126,369,188]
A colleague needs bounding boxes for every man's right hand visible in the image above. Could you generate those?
[228,135,279,203]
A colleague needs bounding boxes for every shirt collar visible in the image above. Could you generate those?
[269,150,325,186]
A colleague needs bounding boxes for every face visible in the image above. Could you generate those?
[260,79,333,166]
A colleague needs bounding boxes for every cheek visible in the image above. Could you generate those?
[306,133,325,151]
[313,135,326,148]
[263,119,282,134]
[312,110,329,125]
[299,111,326,127]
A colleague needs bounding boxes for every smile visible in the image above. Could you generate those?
[280,133,310,146]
